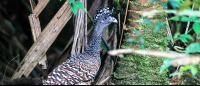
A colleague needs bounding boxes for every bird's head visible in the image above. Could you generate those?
[93,7,117,28]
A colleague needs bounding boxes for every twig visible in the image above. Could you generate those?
[84,0,87,49]
[165,17,174,46]
[185,4,195,34]
[87,11,93,22]
[1,55,19,85]
[29,0,36,12]
[108,49,200,66]
[109,49,188,58]
[33,0,50,17]
[114,0,129,70]
[20,0,32,13]
[98,74,114,85]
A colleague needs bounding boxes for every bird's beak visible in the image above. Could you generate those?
[112,18,118,23]
[110,17,118,23]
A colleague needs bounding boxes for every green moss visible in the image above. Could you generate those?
[113,0,172,84]
[114,14,169,85]
[142,3,153,8]
[114,24,169,84]
[115,54,168,85]
[152,12,168,20]
[155,5,162,8]
[131,1,143,9]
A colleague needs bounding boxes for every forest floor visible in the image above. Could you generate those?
[113,0,200,85]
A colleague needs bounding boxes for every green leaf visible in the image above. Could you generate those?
[169,16,193,22]
[126,38,136,43]
[191,66,198,76]
[193,22,200,37]
[177,34,194,43]
[190,16,198,21]
[179,34,194,41]
[193,0,200,9]
[161,2,167,9]
[160,58,173,72]
[69,0,75,3]
[178,37,188,42]
[173,32,180,39]
[169,0,177,9]
[154,21,166,32]
[139,37,145,49]
[160,37,171,50]
[160,38,168,50]
[128,19,134,22]
[195,18,200,23]
[168,0,183,9]
[149,0,158,3]
[165,36,173,40]
[74,1,85,11]
[133,28,140,36]
[179,0,192,11]
[160,40,164,50]
[180,16,193,22]
[142,19,153,24]
[100,40,108,51]
[185,42,200,54]
[180,65,191,71]
[199,63,200,68]
[71,3,78,16]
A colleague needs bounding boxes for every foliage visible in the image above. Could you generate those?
[132,0,200,79]
[185,42,200,54]
[117,20,169,84]
[147,0,200,77]
[60,0,85,15]
[125,28,145,49]
[177,34,194,42]
[169,16,200,37]
[193,23,200,37]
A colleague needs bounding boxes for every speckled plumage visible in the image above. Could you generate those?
[43,6,117,85]
[93,7,115,26]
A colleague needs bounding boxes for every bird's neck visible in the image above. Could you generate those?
[85,24,105,53]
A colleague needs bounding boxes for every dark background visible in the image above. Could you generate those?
[0,0,93,80]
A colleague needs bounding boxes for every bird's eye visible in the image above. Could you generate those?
[104,17,107,19]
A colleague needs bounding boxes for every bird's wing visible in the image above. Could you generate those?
[43,53,101,85]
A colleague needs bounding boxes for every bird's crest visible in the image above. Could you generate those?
[93,6,115,26]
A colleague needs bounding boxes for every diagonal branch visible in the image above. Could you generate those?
[11,1,72,80]
[29,0,48,69]
[32,0,50,17]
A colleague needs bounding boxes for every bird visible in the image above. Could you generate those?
[43,7,117,85]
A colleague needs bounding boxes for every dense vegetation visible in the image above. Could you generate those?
[0,0,200,85]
